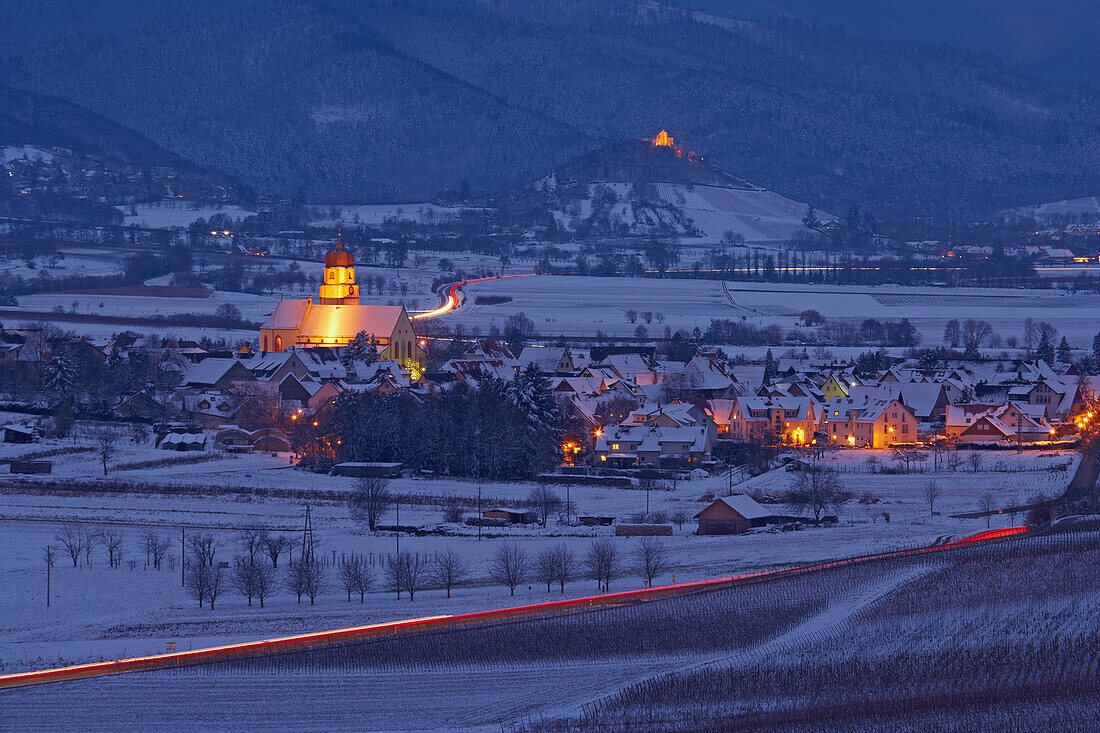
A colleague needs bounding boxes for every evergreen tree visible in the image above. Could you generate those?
[1092,332,1100,369]
[342,330,378,371]
[763,349,777,382]
[801,205,820,230]
[1056,336,1072,365]
[508,365,562,475]
[1036,332,1055,365]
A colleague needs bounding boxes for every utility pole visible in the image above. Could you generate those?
[565,484,570,526]
[395,500,400,554]
[477,486,482,542]
[646,482,650,517]
[301,504,314,564]
[1017,410,1022,454]
[180,528,185,588]
[44,544,54,608]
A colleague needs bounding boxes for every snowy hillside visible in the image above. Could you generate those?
[501,136,830,244]
[999,194,1100,225]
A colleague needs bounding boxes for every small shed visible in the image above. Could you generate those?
[1,425,36,444]
[694,495,772,535]
[482,508,538,524]
[615,524,673,537]
[332,462,403,478]
[9,460,51,474]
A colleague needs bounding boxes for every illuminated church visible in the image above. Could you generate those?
[260,236,426,373]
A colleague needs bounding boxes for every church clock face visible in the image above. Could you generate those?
[349,285,356,296]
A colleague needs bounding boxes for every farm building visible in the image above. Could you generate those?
[694,495,772,535]
[482,508,538,524]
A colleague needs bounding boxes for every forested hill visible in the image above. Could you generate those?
[3,0,1100,216]
[0,85,220,173]
[680,0,1100,92]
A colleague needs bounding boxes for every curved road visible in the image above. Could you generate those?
[411,273,534,320]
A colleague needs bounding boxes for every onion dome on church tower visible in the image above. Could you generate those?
[324,232,355,268]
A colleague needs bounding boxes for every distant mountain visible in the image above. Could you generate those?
[491,133,829,242]
[680,1,1100,91]
[0,85,240,215]
[4,0,1100,216]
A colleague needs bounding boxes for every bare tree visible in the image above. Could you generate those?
[400,553,426,601]
[528,486,562,526]
[187,564,212,608]
[946,450,963,473]
[489,544,528,596]
[253,561,275,608]
[635,537,668,588]
[86,425,122,476]
[535,547,558,593]
[56,523,86,567]
[286,560,324,604]
[232,556,260,606]
[923,480,942,519]
[152,535,172,570]
[187,534,221,567]
[433,547,467,598]
[385,554,406,599]
[83,532,98,566]
[979,493,996,529]
[339,557,365,602]
[260,532,293,569]
[967,452,984,473]
[584,539,621,592]
[670,510,687,530]
[349,477,393,532]
[891,446,926,474]
[785,463,850,524]
[551,543,576,593]
[236,530,263,563]
[207,564,225,609]
[100,530,125,568]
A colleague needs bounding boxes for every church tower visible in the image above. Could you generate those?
[318,233,358,305]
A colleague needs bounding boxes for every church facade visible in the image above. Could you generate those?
[260,237,427,374]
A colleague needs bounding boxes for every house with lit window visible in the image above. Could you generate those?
[720,396,820,445]
[946,403,1051,443]
[259,236,426,374]
[825,397,917,448]
[593,423,714,467]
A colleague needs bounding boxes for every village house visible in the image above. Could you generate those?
[721,395,820,445]
[594,423,714,467]
[825,397,918,448]
[946,403,1052,443]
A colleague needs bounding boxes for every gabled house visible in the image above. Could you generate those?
[694,495,772,535]
[723,396,819,445]
[594,423,714,467]
[825,397,917,448]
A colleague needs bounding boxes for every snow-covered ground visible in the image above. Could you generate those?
[447,275,1100,347]
[0,429,1071,673]
[1000,194,1100,224]
[117,201,257,228]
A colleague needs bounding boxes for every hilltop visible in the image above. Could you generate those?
[491,132,826,242]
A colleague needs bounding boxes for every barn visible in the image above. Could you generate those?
[693,495,772,535]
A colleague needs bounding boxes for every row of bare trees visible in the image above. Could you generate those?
[182,537,674,610]
[54,524,171,570]
[490,538,668,596]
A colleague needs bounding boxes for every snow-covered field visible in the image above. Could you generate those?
[448,275,1100,347]
[1000,194,1100,224]
[0,428,1071,676]
[117,201,257,228]
[0,248,124,280]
